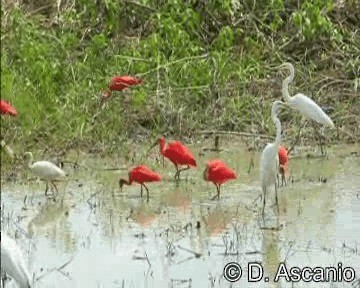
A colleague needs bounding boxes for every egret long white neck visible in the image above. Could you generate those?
[272,115,282,148]
[282,63,295,101]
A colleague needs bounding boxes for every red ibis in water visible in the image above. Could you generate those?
[152,137,197,180]
[203,159,237,199]
[119,165,162,202]
[278,146,289,186]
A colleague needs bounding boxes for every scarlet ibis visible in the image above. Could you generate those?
[109,75,142,91]
[278,146,289,186]
[119,165,162,202]
[1,232,31,288]
[23,152,66,197]
[0,100,17,116]
[203,159,237,199]
[152,137,197,180]
[260,101,289,215]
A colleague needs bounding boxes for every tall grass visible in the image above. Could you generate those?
[1,0,359,155]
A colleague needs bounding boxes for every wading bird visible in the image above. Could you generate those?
[203,159,237,199]
[23,152,66,197]
[280,62,334,128]
[119,165,162,202]
[260,101,287,215]
[277,146,289,186]
[153,137,197,180]
[1,232,31,288]
[0,100,17,116]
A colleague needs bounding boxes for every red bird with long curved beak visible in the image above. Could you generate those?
[109,75,142,91]
[0,100,17,116]
[119,165,162,202]
[278,146,289,186]
[152,137,197,180]
[203,159,237,199]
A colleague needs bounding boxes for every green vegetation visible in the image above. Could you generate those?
[1,0,359,154]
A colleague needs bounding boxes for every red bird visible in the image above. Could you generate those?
[0,100,17,116]
[119,165,162,202]
[158,137,197,180]
[278,146,289,186]
[203,159,237,199]
[109,75,142,91]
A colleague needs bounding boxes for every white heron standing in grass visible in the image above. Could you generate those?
[1,232,31,288]
[23,152,66,196]
[260,101,286,215]
[280,62,335,128]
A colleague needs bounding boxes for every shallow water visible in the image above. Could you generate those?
[1,143,360,288]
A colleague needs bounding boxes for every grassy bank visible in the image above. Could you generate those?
[1,0,359,157]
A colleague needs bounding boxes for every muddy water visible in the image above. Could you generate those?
[1,143,360,288]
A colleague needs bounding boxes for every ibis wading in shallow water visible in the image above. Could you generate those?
[153,137,197,180]
[23,152,66,197]
[260,101,287,215]
[119,165,162,202]
[1,232,31,288]
[203,159,237,199]
[278,146,289,186]
[280,62,334,128]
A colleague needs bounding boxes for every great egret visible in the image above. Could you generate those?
[1,232,31,288]
[280,62,334,128]
[260,101,286,215]
[23,152,66,196]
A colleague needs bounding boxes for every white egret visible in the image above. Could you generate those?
[23,152,66,196]
[280,62,335,128]
[1,232,31,288]
[260,101,286,215]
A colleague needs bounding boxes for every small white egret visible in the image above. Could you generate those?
[24,152,66,196]
[280,62,335,128]
[260,101,286,215]
[1,232,31,288]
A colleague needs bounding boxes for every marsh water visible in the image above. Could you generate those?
[1,141,360,288]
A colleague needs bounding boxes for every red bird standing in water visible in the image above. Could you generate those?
[156,137,197,180]
[203,159,237,199]
[278,146,289,186]
[119,165,162,202]
[0,100,17,116]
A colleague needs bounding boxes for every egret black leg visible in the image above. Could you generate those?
[51,181,59,195]
[262,187,266,216]
[275,184,279,213]
[45,182,49,196]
